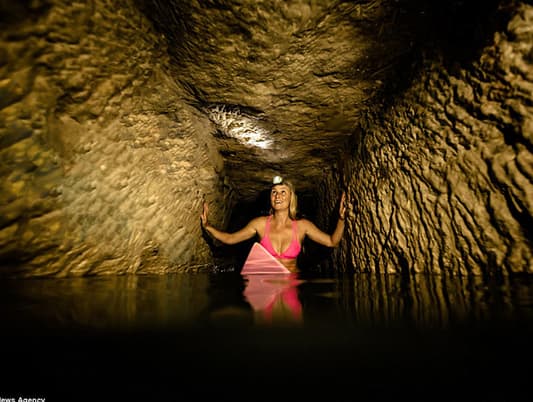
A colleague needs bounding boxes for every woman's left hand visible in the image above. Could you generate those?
[339,192,346,220]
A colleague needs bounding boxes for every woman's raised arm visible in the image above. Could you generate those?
[201,201,260,245]
[301,192,346,248]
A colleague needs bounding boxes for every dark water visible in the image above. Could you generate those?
[1,270,532,401]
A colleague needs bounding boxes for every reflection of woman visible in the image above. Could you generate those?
[201,176,346,272]
[243,273,303,325]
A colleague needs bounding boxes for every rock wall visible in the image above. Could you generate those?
[322,3,533,275]
[3,0,531,278]
[0,0,231,277]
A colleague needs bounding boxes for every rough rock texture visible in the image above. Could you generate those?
[0,0,532,277]
[0,0,230,277]
[136,0,426,199]
[321,3,533,275]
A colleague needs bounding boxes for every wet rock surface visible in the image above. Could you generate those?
[0,0,230,276]
[320,3,533,275]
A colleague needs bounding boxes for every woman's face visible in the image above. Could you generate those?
[271,184,291,210]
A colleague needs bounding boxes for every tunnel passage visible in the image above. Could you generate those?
[206,187,338,272]
[0,0,532,277]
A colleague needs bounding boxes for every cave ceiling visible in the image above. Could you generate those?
[136,0,447,200]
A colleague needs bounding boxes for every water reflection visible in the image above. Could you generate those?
[2,271,532,402]
[330,273,533,328]
[0,274,210,330]
[242,273,304,325]
[0,271,531,330]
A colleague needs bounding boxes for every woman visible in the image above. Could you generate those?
[200,176,346,272]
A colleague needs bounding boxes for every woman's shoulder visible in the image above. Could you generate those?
[294,217,311,225]
[294,217,318,229]
[249,215,268,225]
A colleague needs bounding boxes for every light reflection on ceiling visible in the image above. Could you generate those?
[206,104,273,149]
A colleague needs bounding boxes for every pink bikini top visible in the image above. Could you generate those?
[260,215,301,259]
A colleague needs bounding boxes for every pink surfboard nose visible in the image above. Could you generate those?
[241,242,291,275]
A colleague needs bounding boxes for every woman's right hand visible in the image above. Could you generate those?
[200,201,209,227]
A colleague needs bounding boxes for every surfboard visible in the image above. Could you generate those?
[241,242,291,274]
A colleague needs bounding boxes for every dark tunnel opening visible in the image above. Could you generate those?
[206,188,339,273]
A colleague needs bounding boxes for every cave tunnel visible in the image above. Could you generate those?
[1,0,533,400]
[1,0,531,277]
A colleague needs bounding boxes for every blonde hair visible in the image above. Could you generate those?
[270,180,298,219]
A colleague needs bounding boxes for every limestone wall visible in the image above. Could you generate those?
[322,4,533,275]
[0,0,231,277]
